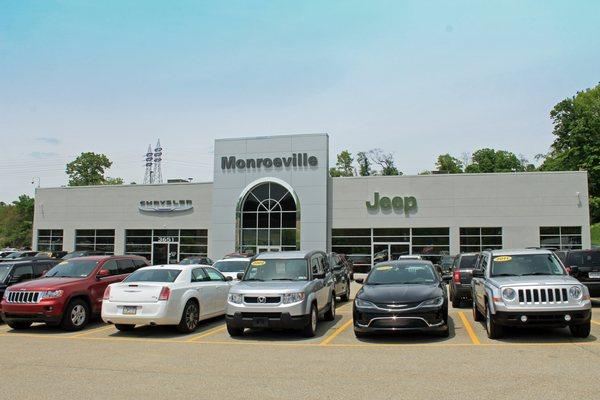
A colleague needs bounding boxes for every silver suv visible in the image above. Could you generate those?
[225,250,336,337]
[471,249,591,339]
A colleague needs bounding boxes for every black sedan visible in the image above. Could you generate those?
[353,260,449,338]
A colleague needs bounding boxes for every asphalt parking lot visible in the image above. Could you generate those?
[1,284,599,400]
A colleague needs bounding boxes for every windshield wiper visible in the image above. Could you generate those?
[243,278,264,282]
[270,278,295,281]
[520,273,552,276]
[492,273,519,277]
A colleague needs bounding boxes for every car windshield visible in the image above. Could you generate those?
[366,263,437,285]
[0,265,12,282]
[491,254,566,277]
[180,258,208,265]
[567,251,600,268]
[459,255,478,268]
[243,259,308,281]
[45,260,99,278]
[124,269,181,282]
[213,260,249,273]
[4,252,24,259]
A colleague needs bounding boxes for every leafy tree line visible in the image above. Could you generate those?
[330,149,400,177]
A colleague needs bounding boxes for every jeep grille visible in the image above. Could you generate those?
[6,291,41,304]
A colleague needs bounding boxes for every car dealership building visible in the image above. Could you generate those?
[32,133,592,270]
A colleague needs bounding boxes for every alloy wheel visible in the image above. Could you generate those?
[311,308,317,332]
[331,297,336,318]
[186,304,199,330]
[71,305,86,326]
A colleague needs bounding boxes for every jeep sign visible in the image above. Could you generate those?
[366,192,417,214]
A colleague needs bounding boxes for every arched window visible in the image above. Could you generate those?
[238,181,299,254]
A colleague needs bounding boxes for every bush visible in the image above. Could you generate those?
[590,197,600,224]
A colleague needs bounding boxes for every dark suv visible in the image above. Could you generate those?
[1,255,148,331]
[0,259,60,303]
[449,253,479,307]
[328,252,352,302]
[560,249,600,296]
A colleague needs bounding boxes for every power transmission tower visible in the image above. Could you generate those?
[153,139,163,184]
[143,144,154,184]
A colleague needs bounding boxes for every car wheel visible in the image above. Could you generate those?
[324,294,336,321]
[438,324,450,338]
[115,324,135,332]
[485,305,503,339]
[354,329,367,339]
[301,304,318,337]
[7,321,32,330]
[340,281,350,302]
[570,321,591,338]
[177,300,200,333]
[226,324,244,337]
[472,299,484,322]
[60,299,90,331]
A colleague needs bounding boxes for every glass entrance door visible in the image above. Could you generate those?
[372,242,410,264]
[152,242,179,265]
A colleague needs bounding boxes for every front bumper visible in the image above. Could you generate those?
[353,307,446,333]
[493,309,592,328]
[0,300,64,324]
[226,312,310,330]
[101,301,180,326]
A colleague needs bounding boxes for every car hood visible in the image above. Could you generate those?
[230,281,310,294]
[489,275,581,287]
[6,277,86,291]
[358,283,443,304]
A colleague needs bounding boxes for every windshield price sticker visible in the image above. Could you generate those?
[494,256,512,262]
[377,265,393,271]
[251,260,266,266]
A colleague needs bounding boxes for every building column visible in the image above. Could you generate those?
[449,226,460,255]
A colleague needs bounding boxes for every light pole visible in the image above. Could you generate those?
[31,177,41,188]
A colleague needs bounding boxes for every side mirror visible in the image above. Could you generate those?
[97,269,110,279]
[472,269,484,278]
[236,272,244,280]
[355,277,364,284]
[225,276,233,282]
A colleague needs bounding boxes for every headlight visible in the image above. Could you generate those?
[282,292,305,304]
[354,298,377,309]
[39,290,64,300]
[420,296,444,307]
[228,293,243,304]
[502,288,516,302]
[569,286,583,301]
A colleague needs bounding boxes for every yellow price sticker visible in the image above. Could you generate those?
[377,265,393,271]
[493,256,512,262]
[251,260,266,266]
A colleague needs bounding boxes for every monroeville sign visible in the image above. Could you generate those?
[221,153,318,170]
[366,192,418,214]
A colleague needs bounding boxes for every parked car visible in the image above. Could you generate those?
[439,255,455,275]
[328,252,351,301]
[0,250,19,258]
[449,253,479,307]
[0,259,61,302]
[0,255,149,331]
[471,249,592,339]
[180,256,213,266]
[353,260,449,338]
[225,250,336,338]
[560,249,600,296]
[38,250,68,259]
[0,251,44,263]
[347,254,372,276]
[212,257,251,280]
[61,250,110,260]
[102,265,233,333]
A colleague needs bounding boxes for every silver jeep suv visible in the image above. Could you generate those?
[471,249,592,339]
[225,250,336,337]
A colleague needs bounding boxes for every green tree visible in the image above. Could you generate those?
[0,195,34,248]
[465,148,523,173]
[329,150,354,177]
[369,149,401,176]
[435,154,463,173]
[356,151,372,176]
[66,152,123,186]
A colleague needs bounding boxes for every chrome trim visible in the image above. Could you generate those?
[355,299,443,312]
[6,291,41,304]
[357,316,445,328]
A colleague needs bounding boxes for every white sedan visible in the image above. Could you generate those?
[212,257,251,280]
[101,264,233,333]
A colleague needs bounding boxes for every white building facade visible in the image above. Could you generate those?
[33,134,591,270]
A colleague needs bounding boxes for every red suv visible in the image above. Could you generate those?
[0,255,148,331]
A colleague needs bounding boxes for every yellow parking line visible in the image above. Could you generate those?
[185,325,226,342]
[319,319,353,346]
[458,312,481,345]
[70,324,115,338]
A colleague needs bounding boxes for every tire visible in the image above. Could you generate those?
[177,300,200,333]
[472,299,484,322]
[438,324,450,338]
[570,321,591,338]
[227,324,244,337]
[323,294,336,321]
[60,299,90,331]
[115,324,135,332]
[485,304,503,339]
[7,321,32,330]
[301,304,318,337]
[340,281,350,302]
[451,292,460,308]
[354,329,367,339]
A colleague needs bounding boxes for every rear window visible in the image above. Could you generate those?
[124,269,181,283]
[567,251,600,268]
[213,260,249,273]
[459,255,478,269]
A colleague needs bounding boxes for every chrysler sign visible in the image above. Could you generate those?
[139,200,193,212]
[221,153,318,170]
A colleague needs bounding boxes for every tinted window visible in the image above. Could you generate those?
[33,261,55,276]
[45,260,99,278]
[567,251,600,268]
[459,255,478,269]
[124,269,181,283]
[117,259,135,274]
[133,259,148,269]
[243,259,308,281]
[204,268,225,281]
[213,260,249,273]
[0,265,11,282]
[12,265,34,282]
[191,268,209,282]
[102,260,119,276]
[366,263,437,285]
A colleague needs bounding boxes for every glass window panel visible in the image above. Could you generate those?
[412,245,450,255]
[460,246,482,253]
[180,236,207,245]
[126,236,152,245]
[180,245,207,254]
[281,212,296,228]
[126,244,152,253]
[371,236,410,242]
[153,229,179,237]
[270,212,281,229]
[242,213,257,228]
[269,229,281,246]
[257,212,269,228]
[332,228,371,237]
[482,236,503,246]
[373,228,409,236]
[460,227,480,236]
[412,236,450,246]
[412,228,449,236]
[251,183,269,201]
[76,237,95,245]
[95,245,114,253]
[281,229,296,246]
[481,227,502,236]
[279,193,296,211]
[126,229,152,237]
[243,195,260,211]
[560,226,581,235]
[38,230,51,236]
[242,230,257,246]
[540,236,560,247]
[270,183,287,202]
[95,229,115,237]
[540,226,559,235]
[76,229,95,236]
[180,229,207,237]
[257,229,269,246]
[332,237,372,246]
[95,236,115,245]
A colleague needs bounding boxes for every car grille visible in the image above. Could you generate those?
[244,296,281,304]
[517,287,569,304]
[240,312,282,319]
[6,291,41,304]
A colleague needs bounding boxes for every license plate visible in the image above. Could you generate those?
[589,272,600,279]
[122,306,137,315]
[252,317,269,328]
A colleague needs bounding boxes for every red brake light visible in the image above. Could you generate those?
[453,270,461,283]
[102,286,111,300]
[158,286,170,301]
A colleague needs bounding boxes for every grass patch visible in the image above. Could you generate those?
[592,223,600,246]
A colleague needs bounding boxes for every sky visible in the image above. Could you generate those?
[1,0,599,202]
